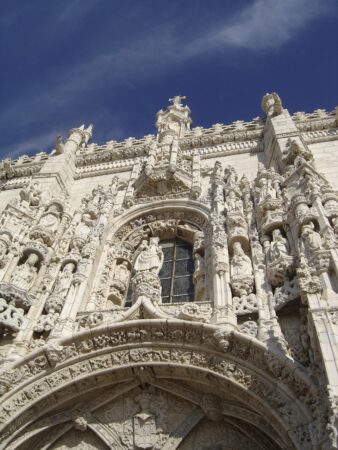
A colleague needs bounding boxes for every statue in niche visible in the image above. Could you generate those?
[230,242,253,277]
[213,161,223,182]
[75,213,95,239]
[257,178,276,203]
[52,262,76,298]
[38,204,61,231]
[225,191,243,213]
[91,185,105,209]
[134,237,164,274]
[145,142,157,176]
[11,253,39,291]
[193,253,205,301]
[114,261,130,288]
[224,166,238,188]
[269,229,289,260]
[301,222,322,255]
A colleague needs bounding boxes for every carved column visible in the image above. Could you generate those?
[209,222,236,330]
[124,159,141,207]
[191,154,201,199]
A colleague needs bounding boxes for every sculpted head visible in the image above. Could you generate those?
[272,229,282,239]
[26,253,39,266]
[63,262,76,273]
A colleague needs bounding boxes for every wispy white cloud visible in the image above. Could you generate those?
[4,132,57,159]
[1,0,335,156]
[198,0,333,52]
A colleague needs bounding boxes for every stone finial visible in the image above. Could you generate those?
[169,95,186,107]
[261,92,283,117]
[156,95,192,140]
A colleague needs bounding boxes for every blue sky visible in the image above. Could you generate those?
[0,0,337,159]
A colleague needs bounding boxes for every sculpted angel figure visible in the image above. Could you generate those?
[134,237,164,274]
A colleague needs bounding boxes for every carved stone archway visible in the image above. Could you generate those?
[0,319,319,449]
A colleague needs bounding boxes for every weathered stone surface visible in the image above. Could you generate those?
[0,95,337,449]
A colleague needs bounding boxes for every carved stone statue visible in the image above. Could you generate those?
[261,92,283,117]
[0,298,25,332]
[269,229,289,260]
[134,237,164,274]
[257,178,276,203]
[193,253,205,301]
[231,242,253,277]
[11,253,39,291]
[145,142,157,176]
[38,204,61,231]
[302,222,322,255]
[52,263,76,298]
[75,213,94,238]
[19,181,42,209]
[114,261,130,287]
[225,191,243,213]
[213,161,223,182]
[54,135,64,154]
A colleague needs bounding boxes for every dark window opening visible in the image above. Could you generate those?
[159,239,194,303]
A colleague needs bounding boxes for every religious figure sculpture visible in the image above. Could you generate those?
[213,161,223,182]
[11,253,39,291]
[257,178,276,203]
[301,222,323,256]
[114,261,130,288]
[230,242,253,277]
[134,238,164,274]
[52,262,76,298]
[75,213,94,239]
[193,253,205,301]
[261,92,283,117]
[19,181,42,209]
[145,142,157,176]
[38,204,61,232]
[269,229,289,260]
[225,191,243,213]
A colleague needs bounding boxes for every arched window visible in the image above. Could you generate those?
[159,239,194,303]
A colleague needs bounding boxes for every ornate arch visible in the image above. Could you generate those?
[108,199,210,245]
[0,320,320,449]
[87,200,210,310]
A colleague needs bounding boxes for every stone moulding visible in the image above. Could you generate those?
[0,319,320,450]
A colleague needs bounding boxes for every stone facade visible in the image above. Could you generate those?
[0,94,337,449]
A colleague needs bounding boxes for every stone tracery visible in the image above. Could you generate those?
[0,94,336,449]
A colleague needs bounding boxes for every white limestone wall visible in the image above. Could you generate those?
[0,188,21,215]
[309,140,338,190]
[69,170,131,208]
